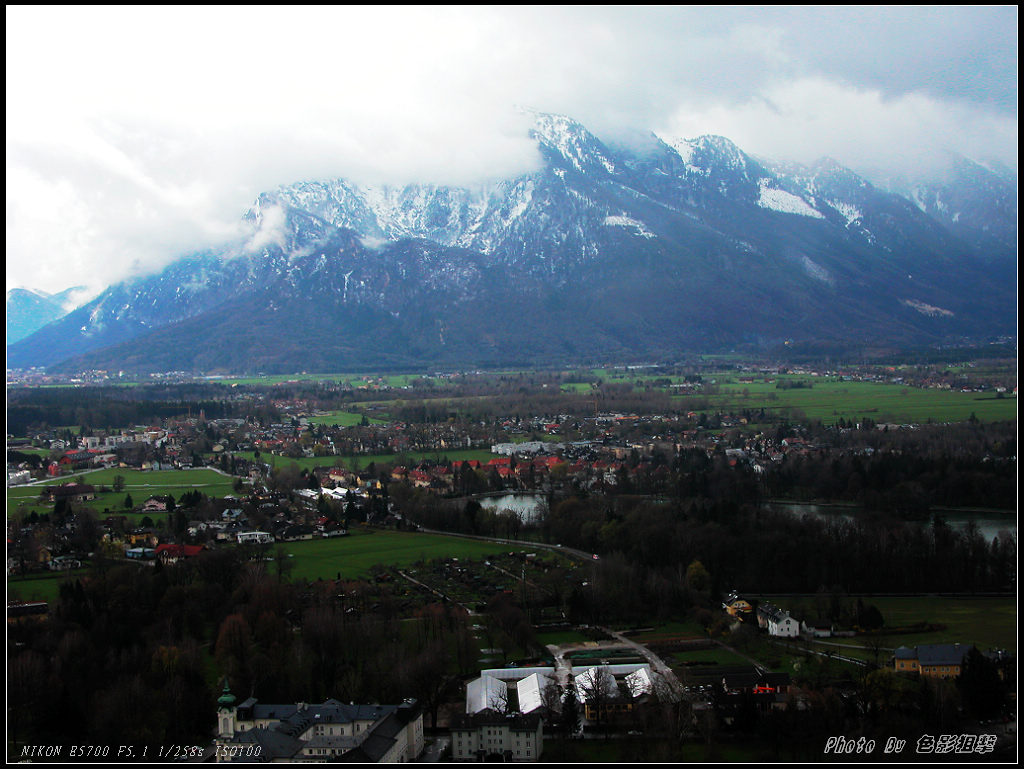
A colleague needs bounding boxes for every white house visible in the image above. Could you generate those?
[757,603,800,638]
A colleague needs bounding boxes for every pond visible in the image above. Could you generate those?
[477,493,547,524]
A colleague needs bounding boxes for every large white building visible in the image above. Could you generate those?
[466,667,558,716]
[214,687,424,763]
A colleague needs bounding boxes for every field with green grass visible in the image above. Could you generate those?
[279,529,511,581]
[208,372,451,388]
[553,368,1016,425]
[755,595,1016,653]
[8,569,88,603]
[679,376,1017,424]
[535,629,593,646]
[305,410,387,427]
[671,645,753,668]
[7,468,238,519]
[622,620,707,642]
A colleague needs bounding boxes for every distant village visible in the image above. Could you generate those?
[8,355,1018,573]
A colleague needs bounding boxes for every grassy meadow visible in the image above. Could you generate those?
[695,376,1017,424]
[278,528,511,581]
[755,594,1016,653]
[7,468,238,520]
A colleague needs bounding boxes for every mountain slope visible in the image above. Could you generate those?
[7,113,1016,374]
[6,286,89,346]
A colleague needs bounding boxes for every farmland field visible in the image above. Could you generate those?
[681,377,1017,424]
[7,468,238,519]
[305,410,387,427]
[755,595,1016,652]
[279,529,514,581]
[8,569,88,604]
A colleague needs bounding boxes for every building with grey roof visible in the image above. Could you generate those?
[893,643,972,679]
[214,685,423,763]
[450,710,543,762]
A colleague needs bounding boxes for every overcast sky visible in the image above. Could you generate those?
[6,6,1018,297]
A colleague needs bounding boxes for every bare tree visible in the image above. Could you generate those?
[539,675,563,722]
[575,666,618,736]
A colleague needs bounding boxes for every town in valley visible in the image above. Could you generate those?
[7,356,1016,762]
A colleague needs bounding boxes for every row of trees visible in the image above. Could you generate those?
[541,496,1015,596]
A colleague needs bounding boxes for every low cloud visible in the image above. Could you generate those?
[661,77,1018,183]
[6,6,1016,296]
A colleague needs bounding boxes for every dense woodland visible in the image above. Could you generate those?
[8,552,479,749]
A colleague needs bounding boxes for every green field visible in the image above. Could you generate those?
[8,569,88,603]
[208,372,448,388]
[279,529,512,581]
[305,410,387,427]
[623,620,708,641]
[671,645,753,668]
[681,377,1017,424]
[756,595,1016,653]
[7,468,238,519]
[6,529,537,600]
[535,629,593,646]
[542,368,1017,425]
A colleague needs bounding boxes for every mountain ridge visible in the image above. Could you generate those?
[7,112,1016,374]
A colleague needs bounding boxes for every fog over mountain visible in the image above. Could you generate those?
[7,7,1016,299]
[7,113,1015,374]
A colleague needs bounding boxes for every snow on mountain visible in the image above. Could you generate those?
[530,112,618,175]
[755,179,824,219]
[603,214,656,238]
[7,111,1016,374]
[884,154,1017,262]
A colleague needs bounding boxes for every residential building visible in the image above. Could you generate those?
[214,686,424,763]
[893,643,972,679]
[756,603,799,637]
[722,592,753,618]
[450,710,543,762]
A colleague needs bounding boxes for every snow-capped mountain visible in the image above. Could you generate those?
[7,113,1016,374]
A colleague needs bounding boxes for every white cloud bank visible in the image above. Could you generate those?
[6,6,1017,296]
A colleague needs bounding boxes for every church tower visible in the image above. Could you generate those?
[217,680,237,738]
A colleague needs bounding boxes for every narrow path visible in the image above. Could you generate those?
[396,569,477,616]
[598,626,686,700]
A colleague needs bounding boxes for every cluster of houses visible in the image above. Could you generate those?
[723,593,853,640]
[721,594,1012,687]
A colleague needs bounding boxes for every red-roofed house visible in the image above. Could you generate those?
[154,544,205,564]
